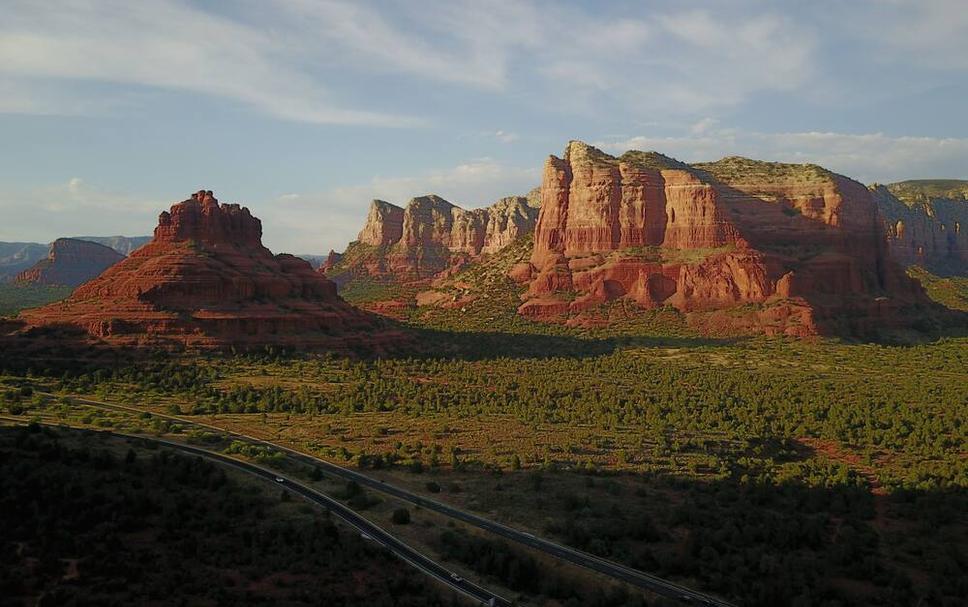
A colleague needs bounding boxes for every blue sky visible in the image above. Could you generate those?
[1,0,967,253]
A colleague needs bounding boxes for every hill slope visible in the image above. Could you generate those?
[19,190,404,351]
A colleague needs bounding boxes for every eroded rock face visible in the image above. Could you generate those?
[482,196,543,254]
[334,193,540,281]
[20,190,403,351]
[16,238,124,287]
[522,141,934,336]
[359,200,405,246]
[531,143,735,267]
[873,182,967,275]
[318,250,343,273]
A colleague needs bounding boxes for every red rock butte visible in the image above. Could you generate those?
[20,190,403,351]
[515,141,938,336]
[16,238,125,287]
[328,192,540,282]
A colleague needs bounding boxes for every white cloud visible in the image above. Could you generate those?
[596,128,968,184]
[690,118,719,135]
[266,0,539,90]
[262,159,540,254]
[833,0,968,71]
[2,1,967,126]
[494,130,520,143]
[0,178,163,242]
[0,0,419,125]
[0,1,824,123]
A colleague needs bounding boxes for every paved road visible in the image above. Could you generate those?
[49,393,736,607]
[4,418,508,607]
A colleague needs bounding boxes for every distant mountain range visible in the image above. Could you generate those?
[0,235,149,281]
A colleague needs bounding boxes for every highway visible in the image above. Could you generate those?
[44,392,736,607]
[3,418,508,607]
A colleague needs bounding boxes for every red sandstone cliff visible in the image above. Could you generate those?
[19,190,403,350]
[872,182,967,276]
[329,193,540,282]
[16,238,125,287]
[519,141,935,336]
[318,249,343,273]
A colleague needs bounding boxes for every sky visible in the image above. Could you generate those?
[1,0,967,254]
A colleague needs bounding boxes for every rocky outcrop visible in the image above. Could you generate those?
[530,145,733,264]
[481,196,541,254]
[15,238,124,287]
[872,181,967,276]
[359,200,405,246]
[393,195,465,275]
[319,250,343,272]
[331,193,540,282]
[520,141,935,337]
[19,190,403,351]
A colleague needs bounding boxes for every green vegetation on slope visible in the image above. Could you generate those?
[0,282,72,316]
[0,424,457,606]
[886,179,968,204]
[618,150,690,171]
[694,156,835,185]
[909,266,968,311]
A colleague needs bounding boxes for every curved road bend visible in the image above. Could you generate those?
[4,419,508,607]
[48,393,736,607]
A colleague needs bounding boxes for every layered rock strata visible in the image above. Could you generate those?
[331,194,540,280]
[518,141,934,336]
[20,190,402,350]
[872,181,967,275]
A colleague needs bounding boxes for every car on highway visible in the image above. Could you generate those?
[450,573,464,583]
[274,477,285,483]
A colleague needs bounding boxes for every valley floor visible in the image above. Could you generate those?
[1,334,965,606]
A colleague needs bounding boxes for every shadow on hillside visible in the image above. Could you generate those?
[439,441,967,607]
[690,172,961,340]
[400,326,747,361]
[0,323,143,377]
